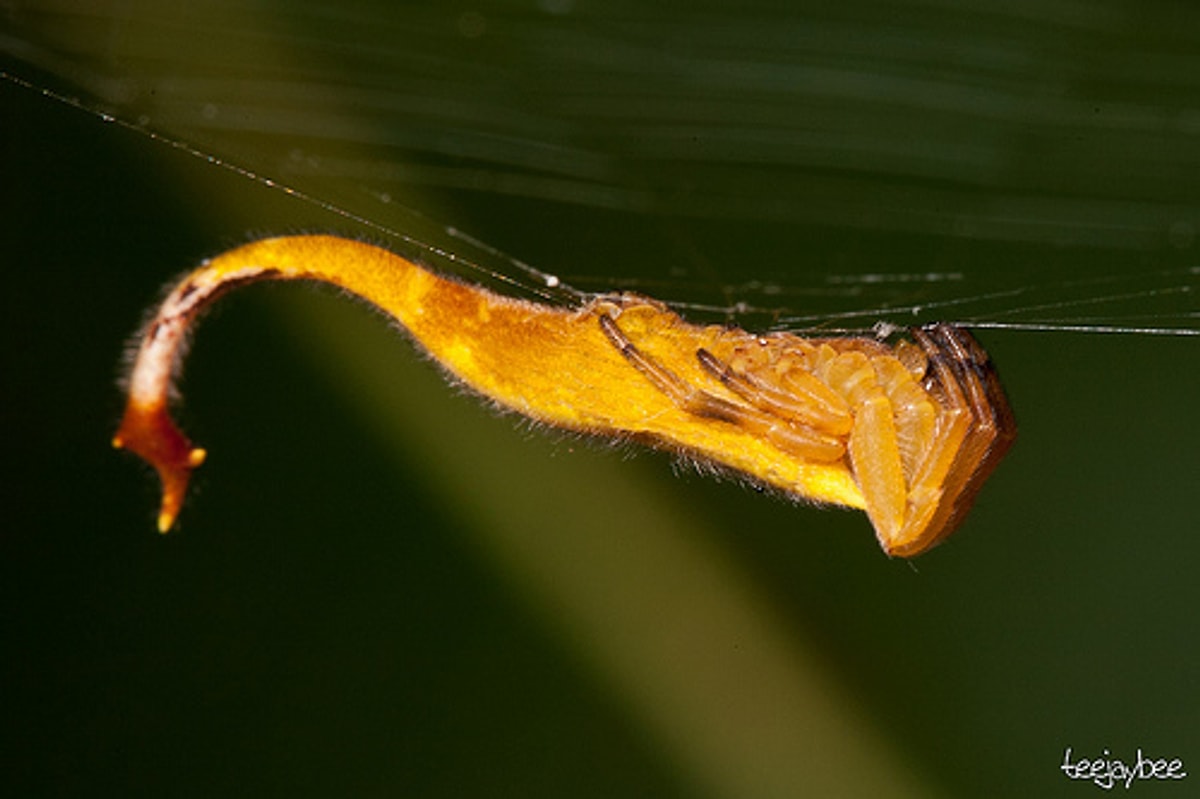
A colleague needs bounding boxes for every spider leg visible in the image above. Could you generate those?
[875,325,1015,555]
[906,325,1016,546]
[598,312,741,421]
[696,348,853,435]
[598,312,844,461]
[819,352,910,547]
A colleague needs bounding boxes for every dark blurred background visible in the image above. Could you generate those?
[3,2,1198,796]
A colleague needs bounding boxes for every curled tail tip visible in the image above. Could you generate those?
[154,447,206,533]
[114,402,205,532]
[157,505,180,534]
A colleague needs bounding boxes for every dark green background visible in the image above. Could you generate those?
[3,2,1198,796]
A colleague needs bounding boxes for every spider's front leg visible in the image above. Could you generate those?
[597,305,846,462]
[897,324,1017,552]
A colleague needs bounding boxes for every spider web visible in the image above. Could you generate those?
[3,1,1197,337]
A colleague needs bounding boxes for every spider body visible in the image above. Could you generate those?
[115,235,1014,556]
[595,296,1015,556]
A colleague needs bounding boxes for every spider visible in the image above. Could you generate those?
[114,235,1015,557]
[595,297,1016,556]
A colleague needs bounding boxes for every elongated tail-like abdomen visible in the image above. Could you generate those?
[114,235,870,534]
[117,235,1016,556]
